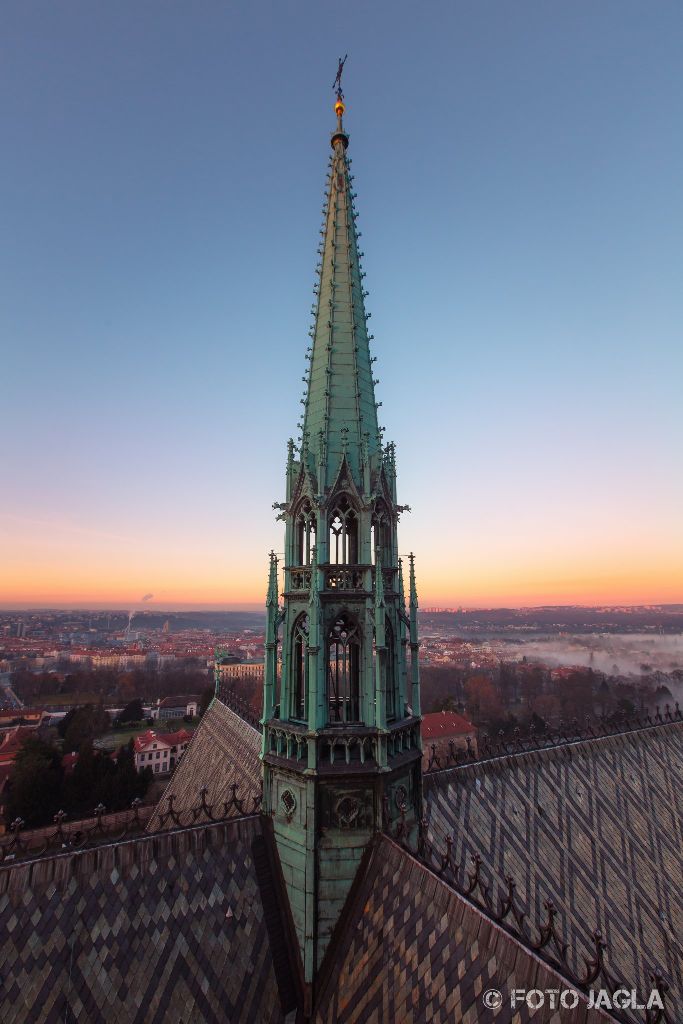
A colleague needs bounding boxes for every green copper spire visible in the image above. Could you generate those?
[266,549,279,608]
[262,75,422,998]
[301,95,380,490]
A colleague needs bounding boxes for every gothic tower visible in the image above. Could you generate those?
[261,85,422,998]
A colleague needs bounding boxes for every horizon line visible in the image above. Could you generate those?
[1,602,683,614]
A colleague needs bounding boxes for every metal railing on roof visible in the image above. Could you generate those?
[215,684,261,729]
[423,702,682,774]
[383,806,673,1024]
[0,781,263,867]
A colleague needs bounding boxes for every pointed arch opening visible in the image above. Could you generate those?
[291,613,309,721]
[327,614,361,723]
[371,502,392,567]
[328,495,358,565]
[384,619,398,721]
[295,500,316,566]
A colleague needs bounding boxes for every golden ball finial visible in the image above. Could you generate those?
[335,99,345,118]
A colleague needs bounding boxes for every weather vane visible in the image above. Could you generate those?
[333,54,348,101]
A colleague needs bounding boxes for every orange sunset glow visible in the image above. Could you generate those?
[3,508,681,609]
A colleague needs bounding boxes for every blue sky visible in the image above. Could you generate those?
[1,1,682,607]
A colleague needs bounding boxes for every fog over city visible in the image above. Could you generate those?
[513,633,683,677]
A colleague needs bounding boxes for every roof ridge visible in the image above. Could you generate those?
[1,812,261,874]
[214,690,261,733]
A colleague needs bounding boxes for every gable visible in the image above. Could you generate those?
[147,697,262,832]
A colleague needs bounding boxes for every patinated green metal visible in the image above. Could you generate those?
[260,87,422,1002]
[300,100,380,488]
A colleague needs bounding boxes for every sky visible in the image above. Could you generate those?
[1,1,682,610]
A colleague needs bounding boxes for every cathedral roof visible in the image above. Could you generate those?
[0,816,295,1024]
[146,697,261,831]
[1,718,679,1021]
[423,720,683,1022]
[314,834,611,1024]
[299,98,381,490]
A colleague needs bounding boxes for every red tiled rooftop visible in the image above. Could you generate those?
[134,728,193,753]
[0,725,38,763]
[420,711,475,739]
[133,730,158,752]
[160,728,192,746]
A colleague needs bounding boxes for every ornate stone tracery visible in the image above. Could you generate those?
[327,614,361,724]
[295,499,316,566]
[291,613,309,721]
[328,494,358,565]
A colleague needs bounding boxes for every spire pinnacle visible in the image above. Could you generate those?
[266,550,279,607]
[374,549,386,613]
[398,557,406,609]
[408,552,419,610]
[331,54,349,150]
[301,70,380,488]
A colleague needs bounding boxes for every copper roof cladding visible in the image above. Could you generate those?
[299,91,381,487]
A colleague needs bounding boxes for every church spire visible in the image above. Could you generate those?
[262,72,422,996]
[301,86,380,489]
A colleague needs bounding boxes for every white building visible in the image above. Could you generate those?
[151,695,200,722]
[133,728,192,775]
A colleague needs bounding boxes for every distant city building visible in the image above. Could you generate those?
[215,660,264,685]
[67,651,147,670]
[144,651,177,669]
[133,728,192,775]
[152,695,200,722]
[0,709,47,732]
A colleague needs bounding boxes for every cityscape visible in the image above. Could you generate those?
[1,4,682,1024]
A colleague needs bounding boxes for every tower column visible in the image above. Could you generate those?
[261,79,422,997]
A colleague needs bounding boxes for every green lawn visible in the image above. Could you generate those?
[95,718,199,752]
